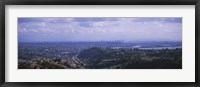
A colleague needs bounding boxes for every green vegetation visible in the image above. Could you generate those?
[18,47,182,69]
[78,47,182,69]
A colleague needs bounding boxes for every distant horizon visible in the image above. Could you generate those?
[18,17,182,42]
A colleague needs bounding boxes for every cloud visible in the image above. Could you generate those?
[131,18,182,23]
[73,18,119,22]
[18,18,43,23]
[164,18,182,23]
[79,22,93,27]
[18,17,182,42]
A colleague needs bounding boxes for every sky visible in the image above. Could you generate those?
[18,17,182,42]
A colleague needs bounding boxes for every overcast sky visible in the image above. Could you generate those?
[18,17,182,42]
